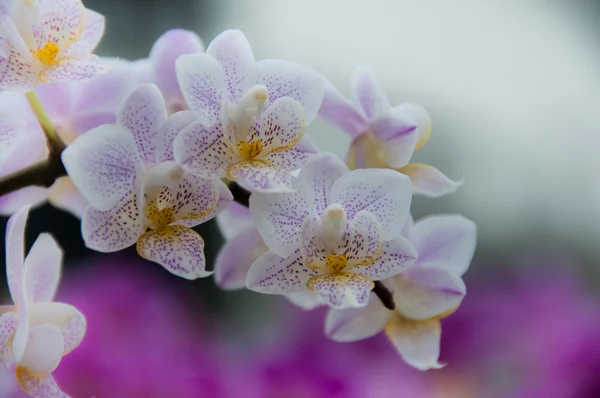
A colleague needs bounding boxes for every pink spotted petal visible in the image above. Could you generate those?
[319,78,366,137]
[256,97,306,155]
[206,29,254,101]
[401,163,463,198]
[385,313,444,370]
[285,291,323,310]
[330,168,412,241]
[61,307,85,355]
[62,124,141,211]
[155,110,196,163]
[214,226,265,290]
[150,29,204,104]
[176,53,226,126]
[39,54,105,84]
[227,160,293,193]
[0,32,38,90]
[261,134,318,172]
[117,83,168,165]
[246,249,317,294]
[174,120,235,179]
[353,235,417,280]
[33,0,85,50]
[61,9,105,55]
[346,210,384,267]
[325,297,390,342]
[136,225,212,280]
[351,65,390,118]
[19,324,64,375]
[248,59,324,124]
[0,312,17,365]
[216,201,253,240]
[299,214,327,269]
[81,191,144,253]
[173,175,232,227]
[47,177,88,219]
[16,368,68,398]
[23,233,62,304]
[307,273,374,309]
[5,205,29,308]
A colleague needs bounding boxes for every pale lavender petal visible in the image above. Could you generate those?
[0,111,28,152]
[216,202,253,240]
[176,53,226,126]
[47,177,88,218]
[248,59,324,124]
[394,264,465,320]
[295,152,348,215]
[62,9,105,55]
[206,29,254,101]
[214,226,265,290]
[117,83,168,165]
[39,54,106,84]
[23,233,62,304]
[150,29,204,103]
[156,111,196,164]
[255,97,306,154]
[16,369,69,398]
[307,273,374,309]
[401,163,463,198]
[0,22,38,90]
[402,213,414,240]
[330,168,412,241]
[62,124,141,211]
[227,160,293,193]
[19,324,64,374]
[35,81,75,123]
[367,112,418,168]
[260,135,318,175]
[5,206,29,308]
[351,65,390,118]
[172,174,231,227]
[319,78,366,137]
[246,249,317,294]
[32,0,85,49]
[249,185,311,257]
[0,187,48,216]
[325,297,390,342]
[393,103,431,152]
[385,313,444,370]
[174,120,235,179]
[353,235,417,280]
[81,192,144,252]
[285,291,323,311]
[136,225,212,280]
[412,215,477,276]
[0,312,17,364]
[61,307,85,355]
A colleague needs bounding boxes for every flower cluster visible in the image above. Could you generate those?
[0,1,476,396]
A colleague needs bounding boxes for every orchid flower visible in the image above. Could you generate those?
[174,29,324,192]
[0,206,86,397]
[61,83,232,279]
[0,0,106,91]
[246,152,417,309]
[325,215,476,370]
[0,59,148,217]
[215,202,323,310]
[319,66,461,197]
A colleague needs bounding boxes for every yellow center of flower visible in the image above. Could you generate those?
[325,254,348,273]
[35,42,59,66]
[145,199,175,230]
[237,140,263,160]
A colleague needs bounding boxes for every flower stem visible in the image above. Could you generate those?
[25,90,66,155]
[373,281,396,310]
[228,182,251,207]
[0,155,66,197]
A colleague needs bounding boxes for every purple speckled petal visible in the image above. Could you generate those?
[16,368,68,398]
[307,272,374,309]
[345,210,384,267]
[353,235,417,280]
[0,21,38,91]
[62,123,141,211]
[401,163,463,198]
[325,296,390,342]
[61,306,85,355]
[249,184,311,257]
[48,176,88,219]
[246,249,317,294]
[206,29,254,101]
[299,214,326,268]
[351,65,390,119]
[117,83,168,165]
[319,78,366,137]
[256,97,306,155]
[261,134,317,171]
[330,168,412,241]
[295,152,348,215]
[367,112,418,168]
[411,215,477,276]
[32,0,84,49]
[173,174,231,227]
[176,53,225,126]
[62,9,105,55]
[81,191,144,253]
[227,160,293,193]
[39,54,106,84]
[136,225,212,280]
[385,313,444,371]
[5,206,29,308]
[248,59,324,124]
[214,225,265,290]
[155,110,197,163]
[174,120,235,179]
[393,264,466,321]
[150,29,204,104]
[216,201,253,240]
[0,312,17,365]
[23,233,62,304]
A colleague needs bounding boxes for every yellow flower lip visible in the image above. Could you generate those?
[35,42,59,66]
[237,140,263,161]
